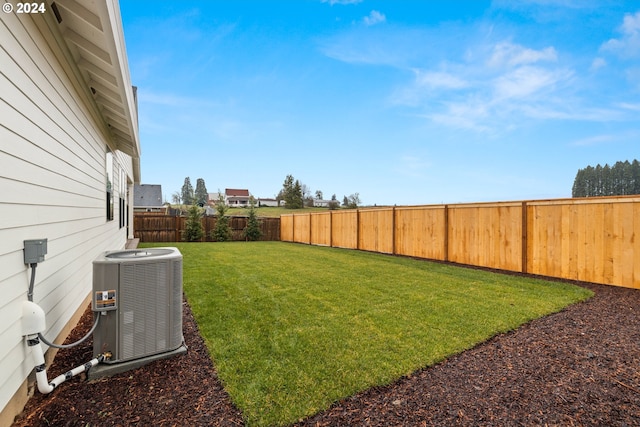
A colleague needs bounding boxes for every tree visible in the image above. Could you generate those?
[243,197,262,241]
[346,193,360,209]
[572,159,640,197]
[281,174,303,209]
[315,190,323,200]
[183,204,203,242]
[195,178,208,207]
[291,180,304,208]
[280,174,294,205]
[328,194,340,210]
[181,177,194,205]
[211,192,232,242]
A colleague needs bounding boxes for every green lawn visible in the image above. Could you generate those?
[141,242,593,427]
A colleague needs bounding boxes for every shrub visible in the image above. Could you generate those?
[244,198,262,241]
[211,194,232,242]
[183,205,204,242]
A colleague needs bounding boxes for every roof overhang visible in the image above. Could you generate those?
[48,0,141,180]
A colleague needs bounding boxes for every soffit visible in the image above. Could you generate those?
[50,0,140,161]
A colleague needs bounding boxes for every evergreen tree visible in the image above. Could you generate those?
[181,177,194,205]
[183,204,203,242]
[328,194,340,210]
[633,160,640,194]
[281,174,294,206]
[211,193,232,241]
[572,159,640,197]
[243,197,262,241]
[281,174,303,209]
[291,180,304,208]
[195,178,208,206]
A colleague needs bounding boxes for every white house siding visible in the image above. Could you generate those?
[0,7,137,425]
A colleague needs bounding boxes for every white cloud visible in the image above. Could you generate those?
[600,11,640,58]
[617,102,640,111]
[426,102,492,133]
[492,66,569,99]
[321,0,362,5]
[570,134,615,146]
[488,41,558,68]
[414,70,469,90]
[590,57,607,70]
[363,10,386,26]
[392,38,575,132]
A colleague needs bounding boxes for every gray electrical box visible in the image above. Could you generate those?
[24,239,48,264]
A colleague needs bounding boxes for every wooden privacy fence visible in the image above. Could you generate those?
[281,196,640,290]
[134,214,280,242]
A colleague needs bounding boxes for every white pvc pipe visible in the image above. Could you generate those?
[27,334,107,394]
[27,334,54,394]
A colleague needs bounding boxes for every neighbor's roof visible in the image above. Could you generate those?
[134,184,163,207]
[225,188,250,197]
[48,0,141,181]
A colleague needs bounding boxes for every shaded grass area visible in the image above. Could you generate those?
[142,242,593,427]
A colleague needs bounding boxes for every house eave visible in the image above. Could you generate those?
[48,0,141,163]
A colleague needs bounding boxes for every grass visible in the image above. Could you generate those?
[141,242,593,427]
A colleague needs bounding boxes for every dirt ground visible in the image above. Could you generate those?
[12,280,640,427]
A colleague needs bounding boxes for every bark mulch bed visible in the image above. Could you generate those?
[12,282,640,427]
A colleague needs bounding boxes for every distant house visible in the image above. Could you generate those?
[0,2,140,424]
[313,199,335,208]
[207,192,222,207]
[225,188,251,207]
[134,184,164,212]
[258,198,279,207]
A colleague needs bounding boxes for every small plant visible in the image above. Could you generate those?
[211,192,232,242]
[243,197,262,241]
[183,204,203,242]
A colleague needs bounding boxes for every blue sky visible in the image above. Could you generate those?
[120,0,640,206]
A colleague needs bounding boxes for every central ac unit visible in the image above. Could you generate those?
[92,247,184,364]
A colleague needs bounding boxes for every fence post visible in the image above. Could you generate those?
[329,211,333,248]
[521,201,528,274]
[444,205,449,262]
[392,206,396,255]
[356,209,361,250]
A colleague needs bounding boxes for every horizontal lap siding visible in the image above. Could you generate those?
[0,12,131,417]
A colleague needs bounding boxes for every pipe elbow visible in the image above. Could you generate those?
[35,370,54,394]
